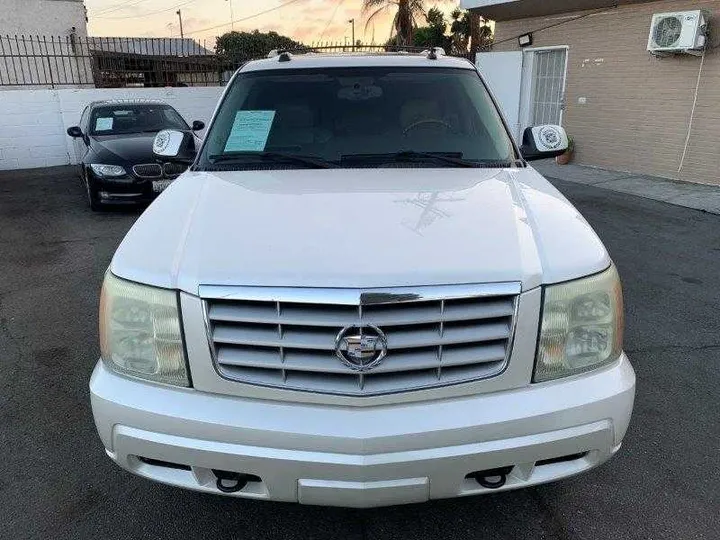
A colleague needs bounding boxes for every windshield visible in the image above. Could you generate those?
[90,104,189,136]
[197,66,517,170]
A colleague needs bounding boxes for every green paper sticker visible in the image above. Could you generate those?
[224,110,276,152]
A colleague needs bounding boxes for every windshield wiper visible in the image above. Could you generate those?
[342,152,515,168]
[208,151,337,169]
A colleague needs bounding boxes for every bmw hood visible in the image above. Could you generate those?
[110,167,610,294]
[90,133,158,163]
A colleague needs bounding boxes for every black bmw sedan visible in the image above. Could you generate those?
[66,100,204,210]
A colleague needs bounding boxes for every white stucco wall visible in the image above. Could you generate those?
[0,0,87,37]
[0,86,224,170]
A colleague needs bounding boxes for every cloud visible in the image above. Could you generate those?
[182,17,218,33]
[87,0,461,42]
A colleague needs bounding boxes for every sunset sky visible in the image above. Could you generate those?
[85,0,460,46]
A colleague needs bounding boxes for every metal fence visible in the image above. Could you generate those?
[0,35,90,87]
[0,36,479,89]
[0,35,220,88]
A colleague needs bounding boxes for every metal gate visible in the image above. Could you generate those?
[529,48,568,126]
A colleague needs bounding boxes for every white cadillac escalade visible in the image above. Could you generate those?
[90,50,636,508]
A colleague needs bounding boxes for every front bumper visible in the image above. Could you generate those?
[90,355,635,508]
[90,173,174,204]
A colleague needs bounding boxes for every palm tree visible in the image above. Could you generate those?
[362,0,425,47]
[450,8,469,53]
[450,9,493,55]
[469,12,493,54]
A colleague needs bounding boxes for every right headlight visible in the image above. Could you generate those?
[534,265,624,382]
[99,272,189,387]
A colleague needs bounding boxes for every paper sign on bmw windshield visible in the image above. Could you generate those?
[224,110,276,152]
[95,117,114,131]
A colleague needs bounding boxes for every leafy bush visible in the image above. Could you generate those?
[216,30,303,63]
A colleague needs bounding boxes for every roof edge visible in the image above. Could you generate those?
[461,0,660,21]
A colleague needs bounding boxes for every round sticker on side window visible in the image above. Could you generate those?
[538,126,562,150]
[153,130,170,153]
[153,129,185,157]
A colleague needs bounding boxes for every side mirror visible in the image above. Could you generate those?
[153,129,196,164]
[191,120,205,131]
[67,126,83,138]
[519,125,569,161]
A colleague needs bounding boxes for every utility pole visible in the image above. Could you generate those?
[226,0,234,31]
[348,18,355,51]
[176,9,184,38]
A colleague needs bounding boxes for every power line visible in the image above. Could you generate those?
[678,48,706,173]
[89,0,152,16]
[94,0,197,20]
[186,0,306,36]
[89,0,143,15]
[488,6,617,50]
[319,0,347,42]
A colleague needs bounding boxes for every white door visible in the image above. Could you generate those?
[475,51,523,141]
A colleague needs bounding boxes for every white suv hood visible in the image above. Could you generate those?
[111,167,610,293]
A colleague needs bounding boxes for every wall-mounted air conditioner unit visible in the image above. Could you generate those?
[647,10,708,56]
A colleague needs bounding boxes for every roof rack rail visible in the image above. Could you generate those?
[267,45,434,58]
[264,45,458,62]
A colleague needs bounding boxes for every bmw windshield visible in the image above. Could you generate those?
[196,66,518,170]
[90,104,189,136]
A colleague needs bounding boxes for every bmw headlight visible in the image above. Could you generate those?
[535,265,624,382]
[99,272,189,386]
[90,164,127,177]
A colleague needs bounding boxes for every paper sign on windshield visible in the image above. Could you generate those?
[224,110,276,152]
[95,117,114,131]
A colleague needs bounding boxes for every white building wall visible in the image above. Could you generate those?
[0,86,224,170]
[0,0,88,37]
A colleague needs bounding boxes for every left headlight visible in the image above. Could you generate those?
[90,164,127,177]
[534,265,624,382]
[99,272,189,387]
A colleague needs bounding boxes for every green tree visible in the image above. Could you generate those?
[450,8,470,53]
[363,0,426,46]
[413,7,449,50]
[469,12,493,54]
[449,9,493,54]
[425,6,445,27]
[215,30,302,64]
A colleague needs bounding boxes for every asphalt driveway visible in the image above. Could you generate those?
[1,166,718,540]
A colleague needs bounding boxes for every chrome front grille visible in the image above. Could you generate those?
[201,283,520,396]
[132,163,162,178]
